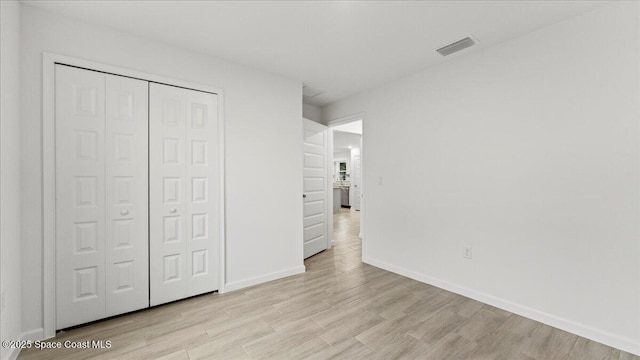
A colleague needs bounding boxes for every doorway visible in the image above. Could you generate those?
[328,117,363,252]
[301,114,365,263]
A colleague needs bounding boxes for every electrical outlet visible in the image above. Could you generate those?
[378,176,383,185]
[464,246,472,259]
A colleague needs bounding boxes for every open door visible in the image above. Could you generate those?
[351,147,361,211]
[302,118,329,259]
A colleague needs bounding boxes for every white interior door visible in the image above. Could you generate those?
[303,118,328,259]
[55,65,149,329]
[149,83,219,306]
[351,147,361,211]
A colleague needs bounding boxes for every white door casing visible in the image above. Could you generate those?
[303,118,329,259]
[149,83,219,306]
[55,65,149,329]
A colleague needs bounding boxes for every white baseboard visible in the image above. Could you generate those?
[5,328,44,360]
[363,256,640,356]
[21,328,44,341]
[224,265,306,292]
[5,348,19,360]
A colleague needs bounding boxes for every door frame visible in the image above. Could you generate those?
[326,113,365,255]
[42,52,227,339]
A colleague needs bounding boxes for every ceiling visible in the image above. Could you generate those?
[333,130,361,152]
[333,120,362,135]
[24,1,608,106]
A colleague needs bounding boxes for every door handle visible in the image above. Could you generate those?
[303,194,307,198]
[120,209,129,216]
[169,208,177,214]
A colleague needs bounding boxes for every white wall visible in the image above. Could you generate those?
[1,1,23,359]
[20,4,303,334]
[324,2,639,354]
[303,103,322,123]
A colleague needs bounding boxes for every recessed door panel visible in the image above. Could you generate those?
[76,131,98,160]
[74,266,99,300]
[163,254,181,282]
[113,261,134,293]
[73,86,98,117]
[192,250,208,276]
[74,221,98,254]
[191,103,207,128]
[114,134,134,162]
[163,216,181,243]
[192,141,208,166]
[192,178,208,202]
[113,219,133,249]
[75,176,98,208]
[163,138,181,165]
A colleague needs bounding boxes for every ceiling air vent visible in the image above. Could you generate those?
[436,36,477,56]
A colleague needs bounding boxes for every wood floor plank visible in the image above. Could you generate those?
[243,319,326,359]
[355,314,423,350]
[322,284,375,307]
[496,314,543,338]
[317,309,385,347]
[422,332,479,360]
[470,327,530,360]
[456,306,510,342]
[523,325,579,360]
[269,299,332,331]
[567,337,623,360]
[366,334,434,360]
[619,351,640,360]
[302,339,374,360]
[311,299,373,328]
[407,309,467,345]
[190,320,274,359]
[154,349,189,360]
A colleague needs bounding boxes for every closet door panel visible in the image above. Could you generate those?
[150,83,219,306]
[186,90,219,296]
[105,74,150,316]
[55,65,107,329]
[150,84,188,306]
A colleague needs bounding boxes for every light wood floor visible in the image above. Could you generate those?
[20,209,638,359]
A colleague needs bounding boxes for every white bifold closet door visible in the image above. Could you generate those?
[55,65,149,329]
[149,83,219,306]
